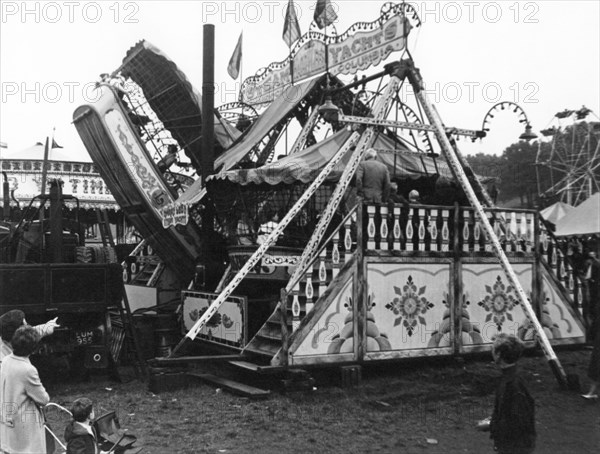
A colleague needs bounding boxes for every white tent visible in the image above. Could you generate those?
[540,201,574,225]
[554,192,600,237]
[1,142,91,162]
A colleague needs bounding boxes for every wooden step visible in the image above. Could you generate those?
[228,360,283,375]
[256,331,283,342]
[244,342,280,358]
[187,372,270,399]
[265,320,292,332]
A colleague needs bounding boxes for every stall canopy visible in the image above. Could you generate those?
[554,192,600,237]
[208,128,453,187]
[540,201,574,226]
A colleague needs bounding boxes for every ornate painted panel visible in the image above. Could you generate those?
[461,263,532,349]
[291,275,355,362]
[182,291,247,348]
[364,262,453,358]
[285,252,585,365]
[535,274,585,343]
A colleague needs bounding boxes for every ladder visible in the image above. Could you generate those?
[95,208,115,247]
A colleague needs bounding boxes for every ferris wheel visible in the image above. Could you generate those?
[535,106,600,206]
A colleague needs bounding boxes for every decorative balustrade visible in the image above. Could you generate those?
[360,203,536,255]
[538,219,585,312]
[281,207,359,339]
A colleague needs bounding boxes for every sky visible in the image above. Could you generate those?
[1,0,599,161]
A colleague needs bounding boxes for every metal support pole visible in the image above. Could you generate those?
[202,24,215,184]
[404,59,568,388]
[201,24,216,233]
[289,107,320,156]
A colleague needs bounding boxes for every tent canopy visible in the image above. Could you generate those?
[540,201,574,225]
[208,129,452,187]
[554,192,600,237]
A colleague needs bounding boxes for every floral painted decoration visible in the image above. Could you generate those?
[477,275,519,331]
[385,275,434,336]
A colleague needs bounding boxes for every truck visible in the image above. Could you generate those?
[1,178,127,376]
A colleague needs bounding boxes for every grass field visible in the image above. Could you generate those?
[43,348,599,454]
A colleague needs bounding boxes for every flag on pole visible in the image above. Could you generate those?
[51,138,63,149]
[313,0,337,29]
[227,32,243,80]
[283,0,301,47]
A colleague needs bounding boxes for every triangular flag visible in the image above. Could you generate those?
[51,138,63,149]
[227,32,243,80]
[283,0,302,48]
[313,0,337,29]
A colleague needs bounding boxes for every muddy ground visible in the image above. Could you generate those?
[42,348,599,454]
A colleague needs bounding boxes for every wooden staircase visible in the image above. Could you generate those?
[243,303,290,360]
[243,212,358,364]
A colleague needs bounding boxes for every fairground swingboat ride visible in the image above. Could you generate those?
[74,2,586,389]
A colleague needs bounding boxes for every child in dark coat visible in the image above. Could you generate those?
[64,398,106,454]
[489,334,536,454]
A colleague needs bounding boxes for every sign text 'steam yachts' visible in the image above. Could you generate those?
[241,14,411,105]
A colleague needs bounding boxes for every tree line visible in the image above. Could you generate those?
[466,122,599,208]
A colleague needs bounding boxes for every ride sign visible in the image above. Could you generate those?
[160,202,189,228]
[241,13,411,105]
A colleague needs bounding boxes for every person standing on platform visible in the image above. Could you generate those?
[388,182,410,208]
[408,189,421,204]
[356,148,391,204]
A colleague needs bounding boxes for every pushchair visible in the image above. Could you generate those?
[44,403,142,454]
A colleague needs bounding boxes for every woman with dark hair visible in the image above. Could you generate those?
[0,309,59,364]
[0,325,50,454]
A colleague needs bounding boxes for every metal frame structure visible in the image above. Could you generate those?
[173,54,570,387]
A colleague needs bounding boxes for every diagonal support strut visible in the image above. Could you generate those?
[402,58,568,388]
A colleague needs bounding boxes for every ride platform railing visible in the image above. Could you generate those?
[360,203,536,255]
[246,201,587,363]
